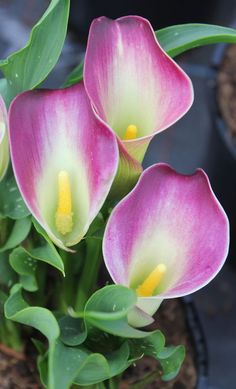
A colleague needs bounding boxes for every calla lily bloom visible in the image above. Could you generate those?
[0,95,9,181]
[84,16,194,187]
[103,164,229,327]
[9,83,118,249]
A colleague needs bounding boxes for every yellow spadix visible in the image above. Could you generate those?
[136,263,167,297]
[123,124,138,140]
[55,170,73,235]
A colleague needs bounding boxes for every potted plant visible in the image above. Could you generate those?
[0,1,236,388]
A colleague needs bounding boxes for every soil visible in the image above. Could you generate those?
[0,300,197,388]
[0,343,41,388]
[122,299,197,389]
[217,44,236,143]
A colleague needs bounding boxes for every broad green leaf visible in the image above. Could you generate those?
[129,331,184,381]
[4,285,60,343]
[0,252,17,289]
[63,60,84,87]
[75,342,130,386]
[50,340,107,389]
[0,217,31,252]
[10,247,38,292]
[59,316,87,346]
[0,175,30,219]
[32,219,64,275]
[10,243,65,278]
[157,345,185,381]
[83,285,153,339]
[49,340,130,389]
[156,23,236,58]
[129,330,165,361]
[0,0,70,104]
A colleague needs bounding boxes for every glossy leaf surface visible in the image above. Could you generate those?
[0,217,31,252]
[0,0,70,104]
[83,285,153,338]
[157,23,236,57]
[5,286,60,343]
[0,175,30,219]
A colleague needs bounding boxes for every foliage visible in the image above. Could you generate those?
[0,1,233,388]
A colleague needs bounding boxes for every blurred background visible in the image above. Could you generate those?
[0,1,236,388]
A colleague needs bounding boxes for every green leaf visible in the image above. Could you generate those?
[0,252,17,289]
[83,285,153,339]
[10,243,64,279]
[0,217,31,252]
[32,339,48,386]
[31,219,65,275]
[10,247,38,292]
[49,340,106,389]
[157,345,185,381]
[0,175,30,219]
[156,23,236,58]
[59,316,87,346]
[4,285,60,344]
[49,340,130,389]
[0,0,70,104]
[129,330,165,361]
[38,351,49,388]
[63,60,84,87]
[75,342,130,386]
[129,331,184,381]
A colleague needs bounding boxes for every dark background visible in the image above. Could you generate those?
[0,1,236,388]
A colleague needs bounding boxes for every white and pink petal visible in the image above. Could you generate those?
[9,83,118,249]
[84,16,193,162]
[103,163,229,301]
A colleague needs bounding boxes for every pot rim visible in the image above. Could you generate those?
[211,42,236,160]
[182,296,208,389]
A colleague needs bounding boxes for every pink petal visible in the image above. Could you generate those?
[9,83,118,248]
[103,163,229,298]
[84,16,193,162]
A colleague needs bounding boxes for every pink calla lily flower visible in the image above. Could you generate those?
[0,95,9,181]
[9,83,118,250]
[84,16,194,190]
[103,164,229,327]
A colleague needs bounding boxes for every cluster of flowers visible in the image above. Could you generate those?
[0,16,229,325]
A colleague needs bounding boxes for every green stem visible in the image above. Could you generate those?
[75,237,102,311]
[61,249,73,305]
[129,369,162,389]
[35,262,47,306]
[1,320,24,351]
[107,376,121,389]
